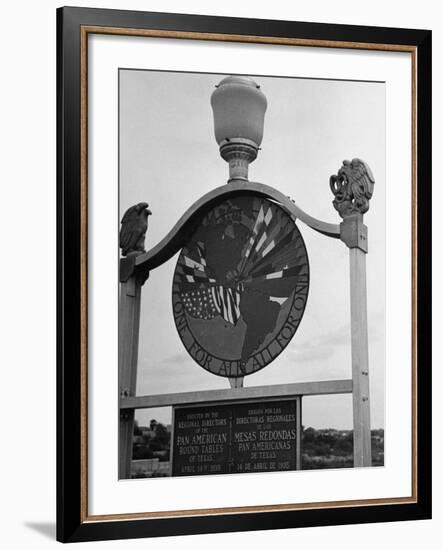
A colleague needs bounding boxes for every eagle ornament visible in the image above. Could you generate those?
[329,158,375,218]
[119,202,152,256]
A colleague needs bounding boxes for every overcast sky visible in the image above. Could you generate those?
[119,69,385,430]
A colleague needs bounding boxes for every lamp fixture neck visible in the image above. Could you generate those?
[219,138,258,183]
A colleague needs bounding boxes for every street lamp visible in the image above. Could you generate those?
[211,75,267,183]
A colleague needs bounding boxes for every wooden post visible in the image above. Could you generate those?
[349,246,372,467]
[296,396,302,470]
[330,158,375,468]
[169,406,175,477]
[118,202,151,478]
[229,377,244,388]
[341,214,372,467]
[119,273,143,479]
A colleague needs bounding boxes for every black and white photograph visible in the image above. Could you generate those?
[118,69,385,480]
[0,0,436,547]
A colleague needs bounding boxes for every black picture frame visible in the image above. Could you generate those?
[57,6,432,543]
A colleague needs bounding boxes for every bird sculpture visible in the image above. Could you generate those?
[330,158,375,218]
[119,202,152,256]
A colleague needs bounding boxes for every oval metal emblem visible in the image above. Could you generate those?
[172,195,309,377]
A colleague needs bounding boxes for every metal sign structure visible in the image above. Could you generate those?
[118,76,375,478]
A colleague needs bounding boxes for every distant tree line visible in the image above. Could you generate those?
[132,419,170,461]
[302,427,384,469]
[132,421,384,470]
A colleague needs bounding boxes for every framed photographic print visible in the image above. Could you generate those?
[57,6,432,543]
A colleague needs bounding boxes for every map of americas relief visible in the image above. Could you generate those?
[172,195,310,377]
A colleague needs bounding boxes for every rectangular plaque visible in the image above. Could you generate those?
[172,399,297,476]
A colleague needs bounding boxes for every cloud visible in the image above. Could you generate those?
[137,352,198,381]
[159,352,192,366]
[149,324,351,368]
[137,350,224,395]
[289,308,384,365]
[288,323,350,363]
